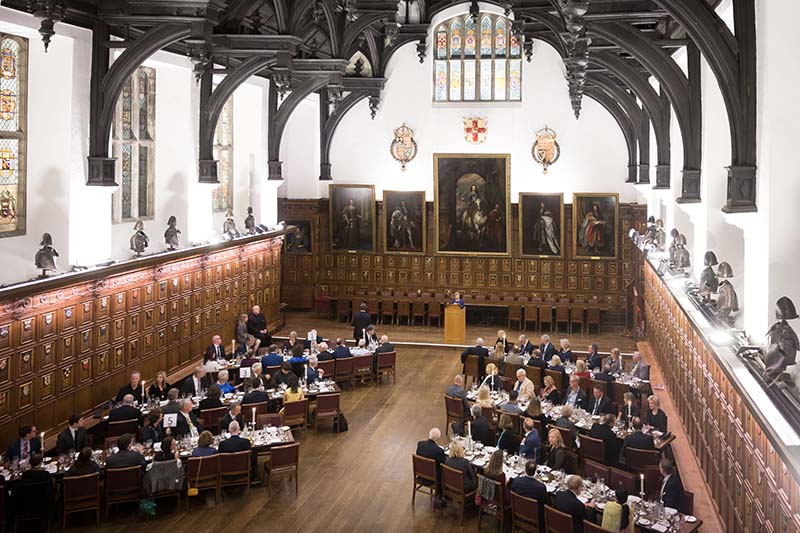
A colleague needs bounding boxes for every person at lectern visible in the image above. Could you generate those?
[450,290,465,308]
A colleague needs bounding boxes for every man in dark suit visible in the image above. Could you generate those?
[220,403,244,434]
[19,453,51,483]
[519,418,541,461]
[174,399,203,438]
[588,385,614,416]
[181,367,210,397]
[247,304,271,346]
[333,338,352,359]
[461,338,490,379]
[621,417,655,457]
[204,335,226,364]
[105,434,147,470]
[5,425,42,462]
[162,388,182,414]
[445,375,470,417]
[108,395,141,423]
[510,461,549,512]
[539,335,556,362]
[416,427,447,495]
[261,345,283,369]
[218,421,252,453]
[114,370,145,405]
[526,349,548,386]
[589,414,621,466]
[56,414,88,455]
[659,458,684,510]
[469,405,493,446]
[564,376,588,410]
[556,405,578,445]
[586,344,603,370]
[593,363,616,383]
[374,335,395,354]
[317,342,335,361]
[242,378,270,405]
[517,334,536,356]
[554,475,596,533]
[352,303,372,341]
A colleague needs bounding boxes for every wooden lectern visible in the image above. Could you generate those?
[444,304,466,344]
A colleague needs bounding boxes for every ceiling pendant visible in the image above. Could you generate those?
[27,0,69,52]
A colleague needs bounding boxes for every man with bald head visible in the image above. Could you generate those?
[461,337,490,381]
[416,427,447,496]
[108,394,141,423]
[445,375,470,416]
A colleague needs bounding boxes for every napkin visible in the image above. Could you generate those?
[651,522,669,532]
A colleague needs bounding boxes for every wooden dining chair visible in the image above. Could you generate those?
[265,442,300,497]
[11,480,53,533]
[353,354,374,386]
[503,361,523,379]
[314,393,341,433]
[366,297,380,323]
[477,475,508,530]
[508,303,523,330]
[538,305,553,332]
[608,467,636,494]
[428,302,442,327]
[464,355,481,387]
[219,450,252,498]
[336,298,351,322]
[524,303,538,331]
[412,300,426,325]
[555,305,570,333]
[511,491,543,532]
[241,401,269,423]
[579,435,606,466]
[554,425,576,449]
[396,299,411,325]
[544,504,574,533]
[625,447,661,474]
[481,405,497,428]
[411,454,439,507]
[441,464,476,525]
[187,455,221,506]
[108,419,139,437]
[563,450,580,475]
[257,413,284,429]
[62,472,101,527]
[283,399,309,439]
[148,459,183,510]
[376,351,397,384]
[317,359,336,379]
[679,490,694,515]
[584,519,609,533]
[105,466,142,518]
[444,395,465,436]
[525,366,542,388]
[586,307,601,333]
[569,305,585,333]
[333,356,355,387]
[583,459,609,483]
[545,369,564,390]
[380,298,395,324]
[201,406,228,435]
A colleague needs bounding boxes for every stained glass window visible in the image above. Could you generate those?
[112,66,155,223]
[212,96,234,212]
[432,13,521,102]
[0,34,27,238]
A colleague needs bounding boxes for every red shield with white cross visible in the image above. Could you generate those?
[463,117,488,144]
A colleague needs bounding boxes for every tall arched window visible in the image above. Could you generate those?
[212,96,233,213]
[434,13,521,102]
[0,33,28,238]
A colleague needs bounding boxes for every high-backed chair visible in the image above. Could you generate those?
[257,413,284,429]
[333,357,355,387]
[569,305,585,333]
[583,459,609,483]
[283,399,309,439]
[62,472,101,528]
[411,454,438,507]
[105,466,142,518]
[201,406,228,435]
[444,395,465,436]
[108,419,139,438]
[586,307,601,333]
[579,435,606,465]
[538,305,553,332]
[508,303,523,330]
[219,450,251,498]
[441,464,476,525]
[626,447,661,474]
[353,354,374,386]
[315,393,341,433]
[609,467,636,494]
[544,504,574,533]
[376,351,397,384]
[187,455,220,505]
[555,305,570,333]
[510,491,543,532]
[265,443,300,497]
[477,475,509,530]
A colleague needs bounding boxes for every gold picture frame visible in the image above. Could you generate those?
[329,184,376,253]
[434,153,511,255]
[519,192,564,258]
[572,192,619,260]
[382,190,426,255]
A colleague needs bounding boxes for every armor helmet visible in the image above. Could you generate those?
[703,251,718,267]
[133,220,144,231]
[647,216,655,224]
[675,234,687,246]
[167,215,176,226]
[717,262,733,278]
[776,297,799,320]
[670,228,679,239]
[656,219,664,228]
[247,206,253,215]
[39,233,52,246]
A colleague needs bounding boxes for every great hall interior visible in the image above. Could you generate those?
[0,0,794,531]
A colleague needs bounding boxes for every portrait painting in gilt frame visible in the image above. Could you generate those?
[434,154,510,255]
[572,193,619,259]
[284,220,312,255]
[519,193,564,258]
[329,184,376,253]
[382,190,426,255]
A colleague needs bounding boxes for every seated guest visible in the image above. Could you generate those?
[586,344,603,370]
[221,403,244,433]
[445,375,470,416]
[445,441,477,493]
[350,338,371,356]
[154,436,177,462]
[510,461,548,503]
[181,367,209,397]
[460,338,489,379]
[20,453,50,483]
[352,303,371,341]
[589,414,621,466]
[513,368,535,402]
[373,335,395,354]
[519,418,541,461]
[483,363,502,392]
[283,331,305,357]
[469,405,493,446]
[236,313,256,355]
[558,338,574,364]
[106,434,146,470]
[250,363,270,389]
[141,411,163,444]
[518,334,535,356]
[540,335,556,361]
[495,330,511,353]
[555,405,578,445]
[215,369,235,395]
[540,375,561,405]
[283,375,305,403]
[564,376,588,411]
[416,428,447,493]
[588,385,614,416]
[239,339,259,367]
[643,395,668,433]
[659,458,684,510]
[261,345,283,369]
[475,385,495,409]
[490,341,506,366]
[629,351,650,380]
[548,355,567,383]
[199,384,224,411]
[526,349,548,379]
[593,363,616,383]
[333,338,352,359]
[364,325,379,351]
[108,394,141,423]
[306,356,323,384]
[554,475,596,533]
[500,390,524,415]
[147,371,171,402]
[242,379,269,405]
[65,447,101,477]
[621,417,655,459]
[482,449,510,502]
[192,430,217,457]
[271,362,296,388]
[6,425,41,462]
[247,304,271,347]
[204,335,226,366]
[175,399,203,439]
[546,428,567,471]
[602,488,632,533]
[317,342,335,361]
[619,392,640,426]
[505,346,525,366]
[162,388,182,414]
[56,414,88,455]
[115,370,145,405]
[605,348,624,375]
[496,414,520,453]
[573,359,591,379]
[523,398,550,434]
[218,421,251,453]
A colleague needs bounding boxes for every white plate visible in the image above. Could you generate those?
[597,502,606,510]
[280,426,290,431]
[665,507,678,515]
[685,515,697,523]
[637,519,652,526]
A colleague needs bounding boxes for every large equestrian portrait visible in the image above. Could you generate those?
[383,190,426,255]
[572,192,619,259]
[329,184,376,253]
[434,154,510,255]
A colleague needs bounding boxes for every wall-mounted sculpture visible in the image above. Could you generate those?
[672,234,690,271]
[764,297,799,384]
[130,220,149,258]
[223,208,240,239]
[700,251,719,299]
[164,216,181,251]
[34,233,58,277]
[244,207,256,235]
[716,261,739,322]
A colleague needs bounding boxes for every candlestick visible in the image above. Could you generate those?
[640,473,645,497]
[252,407,256,426]
[232,339,235,355]
[142,380,146,401]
